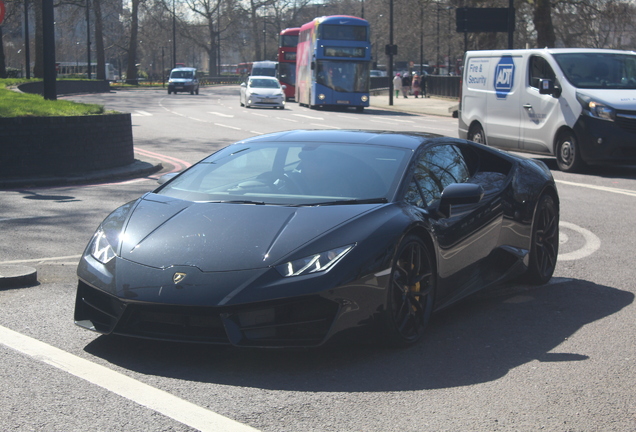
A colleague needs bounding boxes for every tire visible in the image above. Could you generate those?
[195,88,199,95]
[383,235,436,347]
[240,100,244,107]
[555,130,585,172]
[167,89,171,94]
[356,106,364,113]
[468,123,486,145]
[525,194,559,285]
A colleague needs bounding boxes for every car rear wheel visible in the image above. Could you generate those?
[468,123,486,144]
[525,194,559,285]
[556,130,585,172]
[383,235,435,347]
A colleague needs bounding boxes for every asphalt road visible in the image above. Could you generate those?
[1,86,635,432]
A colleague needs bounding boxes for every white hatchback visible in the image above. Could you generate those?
[240,76,286,109]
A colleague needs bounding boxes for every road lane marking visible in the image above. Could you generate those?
[555,179,636,197]
[310,123,340,129]
[208,112,234,118]
[293,114,324,120]
[558,221,601,261]
[214,123,242,130]
[132,110,152,116]
[247,112,268,117]
[0,325,260,432]
[0,255,82,265]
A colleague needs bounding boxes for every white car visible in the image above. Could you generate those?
[240,76,286,109]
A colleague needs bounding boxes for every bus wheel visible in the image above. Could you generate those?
[356,106,364,113]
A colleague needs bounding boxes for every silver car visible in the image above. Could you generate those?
[240,76,286,109]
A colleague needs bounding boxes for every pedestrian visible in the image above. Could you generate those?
[393,73,402,98]
[401,73,411,98]
[412,73,421,98]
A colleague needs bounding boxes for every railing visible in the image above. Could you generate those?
[370,75,461,99]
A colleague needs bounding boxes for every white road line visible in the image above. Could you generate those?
[250,131,265,135]
[555,179,636,197]
[248,112,269,117]
[0,325,260,432]
[293,114,324,120]
[277,117,299,122]
[310,123,340,129]
[133,110,153,116]
[208,112,234,118]
[214,123,242,130]
[558,221,601,261]
[0,255,82,265]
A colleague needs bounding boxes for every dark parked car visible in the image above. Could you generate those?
[75,130,559,348]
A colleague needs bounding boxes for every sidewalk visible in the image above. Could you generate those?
[369,91,459,117]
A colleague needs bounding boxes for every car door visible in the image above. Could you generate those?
[520,55,563,153]
[404,143,504,307]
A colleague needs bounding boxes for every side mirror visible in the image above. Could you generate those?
[437,183,484,218]
[538,79,561,98]
[281,85,287,90]
[240,82,246,87]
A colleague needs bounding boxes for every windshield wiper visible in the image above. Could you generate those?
[298,198,388,206]
[206,200,266,205]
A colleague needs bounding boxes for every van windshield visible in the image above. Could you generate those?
[171,70,194,79]
[553,53,636,89]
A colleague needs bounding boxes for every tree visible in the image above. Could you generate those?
[126,0,141,84]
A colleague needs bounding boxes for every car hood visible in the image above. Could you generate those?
[248,88,282,97]
[577,89,636,109]
[116,194,381,272]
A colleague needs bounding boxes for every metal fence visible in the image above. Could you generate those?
[370,75,460,99]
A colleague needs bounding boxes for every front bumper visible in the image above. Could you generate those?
[574,114,636,164]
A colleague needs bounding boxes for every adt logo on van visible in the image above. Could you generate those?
[494,55,515,99]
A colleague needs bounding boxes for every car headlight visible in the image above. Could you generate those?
[275,244,354,277]
[577,92,615,121]
[90,228,117,264]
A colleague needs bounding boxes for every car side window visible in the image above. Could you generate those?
[404,144,470,208]
[529,56,558,89]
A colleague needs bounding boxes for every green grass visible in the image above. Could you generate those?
[0,78,105,117]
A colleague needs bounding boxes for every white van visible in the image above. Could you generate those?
[458,48,636,172]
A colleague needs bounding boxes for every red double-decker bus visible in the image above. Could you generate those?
[278,27,300,101]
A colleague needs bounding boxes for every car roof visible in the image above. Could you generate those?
[171,67,196,71]
[249,75,278,80]
[236,129,443,150]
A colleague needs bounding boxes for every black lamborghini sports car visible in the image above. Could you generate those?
[75,130,559,347]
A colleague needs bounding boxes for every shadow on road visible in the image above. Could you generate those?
[84,278,633,392]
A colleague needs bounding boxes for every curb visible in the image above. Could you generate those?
[0,160,163,189]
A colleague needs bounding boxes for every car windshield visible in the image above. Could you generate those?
[171,70,194,79]
[553,52,636,89]
[250,79,280,88]
[155,142,412,205]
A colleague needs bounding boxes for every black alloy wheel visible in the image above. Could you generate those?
[525,194,559,285]
[556,130,585,172]
[468,123,486,145]
[384,235,435,347]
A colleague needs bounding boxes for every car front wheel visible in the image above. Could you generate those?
[556,130,585,172]
[468,123,486,144]
[383,235,435,347]
[525,194,559,285]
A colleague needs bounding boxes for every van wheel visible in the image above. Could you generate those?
[468,124,486,145]
[556,131,585,172]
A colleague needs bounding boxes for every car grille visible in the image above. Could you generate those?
[75,282,340,347]
[615,110,636,133]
